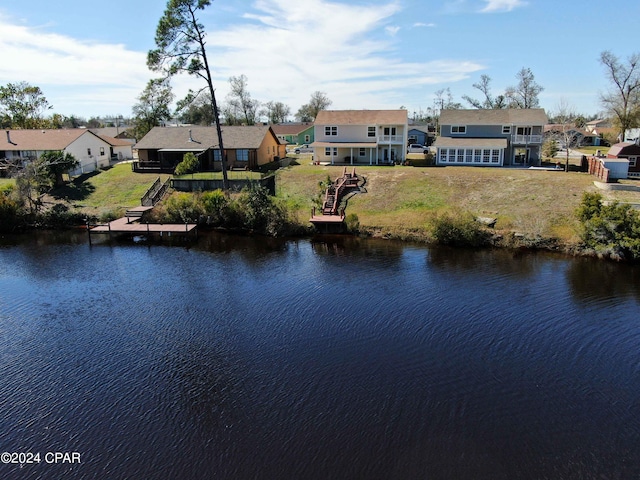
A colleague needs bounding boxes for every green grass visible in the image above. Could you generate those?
[277,163,604,242]
[0,178,15,189]
[51,164,171,217]
[577,146,610,156]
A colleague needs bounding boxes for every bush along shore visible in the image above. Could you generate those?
[2,167,640,263]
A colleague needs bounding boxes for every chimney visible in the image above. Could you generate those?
[6,130,13,145]
[187,129,200,144]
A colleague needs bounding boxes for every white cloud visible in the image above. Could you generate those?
[413,22,436,28]
[0,1,487,118]
[385,25,401,36]
[480,0,527,13]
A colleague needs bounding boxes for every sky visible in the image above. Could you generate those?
[1,0,639,122]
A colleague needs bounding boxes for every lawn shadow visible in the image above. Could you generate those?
[51,171,99,201]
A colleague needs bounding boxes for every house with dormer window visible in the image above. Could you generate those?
[312,110,408,165]
[434,109,548,167]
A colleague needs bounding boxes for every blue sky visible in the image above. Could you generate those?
[1,0,638,121]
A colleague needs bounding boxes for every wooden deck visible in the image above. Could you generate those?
[90,217,197,235]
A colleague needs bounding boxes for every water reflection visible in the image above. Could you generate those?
[566,257,640,303]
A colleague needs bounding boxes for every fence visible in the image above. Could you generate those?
[171,175,276,195]
[588,156,610,183]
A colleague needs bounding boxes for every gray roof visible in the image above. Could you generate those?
[434,137,508,149]
[134,125,275,150]
[440,108,547,126]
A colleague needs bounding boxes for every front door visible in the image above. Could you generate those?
[382,148,396,163]
[514,147,529,165]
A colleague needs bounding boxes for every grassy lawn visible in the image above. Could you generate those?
[577,146,610,156]
[51,163,171,218]
[277,163,605,241]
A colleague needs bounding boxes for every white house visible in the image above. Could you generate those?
[1,129,115,176]
[312,110,409,165]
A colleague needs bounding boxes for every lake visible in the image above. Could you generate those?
[1,232,639,479]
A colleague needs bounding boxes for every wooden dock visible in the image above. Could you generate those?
[89,214,197,243]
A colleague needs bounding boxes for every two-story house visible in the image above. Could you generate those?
[435,109,548,167]
[312,110,408,165]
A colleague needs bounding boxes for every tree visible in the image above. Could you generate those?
[131,78,174,140]
[38,151,79,188]
[224,74,259,125]
[295,91,332,122]
[551,99,580,172]
[462,75,507,109]
[541,138,559,160]
[148,0,229,190]
[177,91,215,125]
[174,152,199,176]
[0,82,52,129]
[260,101,291,124]
[599,50,640,141]
[505,67,544,109]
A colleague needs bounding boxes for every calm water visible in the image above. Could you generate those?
[1,232,639,479]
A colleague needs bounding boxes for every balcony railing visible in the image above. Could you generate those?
[512,134,543,144]
[378,135,404,143]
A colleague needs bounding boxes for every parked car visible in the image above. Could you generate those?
[407,144,428,154]
[293,144,313,154]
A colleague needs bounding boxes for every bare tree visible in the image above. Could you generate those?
[225,74,259,125]
[462,75,507,109]
[147,0,229,189]
[261,101,291,124]
[599,50,640,141]
[505,67,544,108]
[295,91,332,122]
[551,99,580,172]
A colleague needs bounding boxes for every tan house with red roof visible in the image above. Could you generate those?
[312,110,409,165]
[1,128,119,176]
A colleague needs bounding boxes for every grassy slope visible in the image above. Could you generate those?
[52,164,171,218]
[277,162,640,243]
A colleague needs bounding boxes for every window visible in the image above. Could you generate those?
[491,150,500,163]
[451,125,466,134]
[502,126,512,134]
[213,149,222,161]
[439,149,447,162]
[483,150,491,163]
[368,127,376,137]
[305,134,310,142]
[629,156,637,167]
[474,149,482,163]
[465,149,473,163]
[100,147,105,156]
[359,148,366,157]
[87,148,92,156]
[456,149,464,163]
[325,126,338,136]
[325,147,337,157]
[237,149,249,161]
[383,127,397,136]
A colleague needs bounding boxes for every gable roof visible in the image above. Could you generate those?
[608,142,640,157]
[1,129,100,151]
[271,123,314,136]
[134,125,276,150]
[315,110,408,125]
[440,109,547,126]
[97,134,135,147]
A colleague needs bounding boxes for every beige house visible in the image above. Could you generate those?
[134,125,285,172]
[312,110,409,165]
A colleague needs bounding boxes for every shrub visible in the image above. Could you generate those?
[345,213,360,233]
[430,211,490,247]
[576,192,640,261]
[174,152,199,176]
[164,192,204,223]
[201,189,228,226]
[0,192,21,232]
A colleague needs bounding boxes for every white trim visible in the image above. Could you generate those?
[437,147,503,166]
[451,125,467,134]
